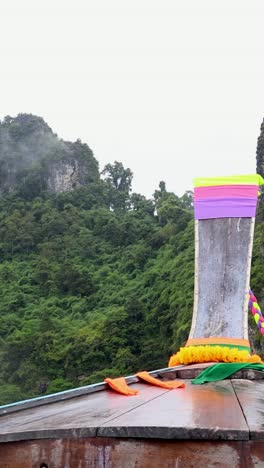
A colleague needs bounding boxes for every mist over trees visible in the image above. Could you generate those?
[0,114,263,404]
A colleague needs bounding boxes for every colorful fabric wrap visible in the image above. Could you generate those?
[193,174,264,220]
[185,337,251,351]
[168,290,264,367]
[249,289,264,336]
[194,174,264,187]
[192,362,264,384]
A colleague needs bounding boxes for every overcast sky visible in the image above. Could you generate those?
[0,0,264,196]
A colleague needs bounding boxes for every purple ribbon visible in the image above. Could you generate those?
[194,197,257,220]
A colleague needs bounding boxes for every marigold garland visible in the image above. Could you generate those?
[168,345,262,367]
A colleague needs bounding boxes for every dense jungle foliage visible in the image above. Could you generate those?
[0,114,263,405]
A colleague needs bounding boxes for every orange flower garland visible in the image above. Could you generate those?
[168,345,262,367]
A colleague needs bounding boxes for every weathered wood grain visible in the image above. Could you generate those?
[1,438,264,468]
[190,218,253,339]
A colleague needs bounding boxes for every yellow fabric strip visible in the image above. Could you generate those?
[194,174,264,188]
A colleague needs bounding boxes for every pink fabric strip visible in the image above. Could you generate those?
[194,185,258,200]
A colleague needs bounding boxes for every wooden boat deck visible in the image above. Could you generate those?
[0,366,264,466]
[0,370,263,443]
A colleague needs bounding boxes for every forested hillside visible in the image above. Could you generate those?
[0,114,263,405]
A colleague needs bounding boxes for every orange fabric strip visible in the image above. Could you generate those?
[136,371,185,389]
[104,377,139,396]
[186,337,250,347]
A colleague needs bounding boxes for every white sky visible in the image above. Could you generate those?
[0,0,264,197]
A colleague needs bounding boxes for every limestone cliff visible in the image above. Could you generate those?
[0,114,99,196]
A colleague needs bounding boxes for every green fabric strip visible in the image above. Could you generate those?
[194,174,264,187]
[188,344,251,352]
[192,362,264,384]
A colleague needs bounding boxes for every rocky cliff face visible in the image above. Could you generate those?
[47,159,84,193]
[0,114,99,196]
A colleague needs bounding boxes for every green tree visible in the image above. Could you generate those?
[102,161,133,210]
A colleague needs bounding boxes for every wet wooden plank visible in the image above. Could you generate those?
[232,380,264,440]
[0,384,170,443]
[0,365,184,416]
[98,380,249,440]
[190,218,253,339]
